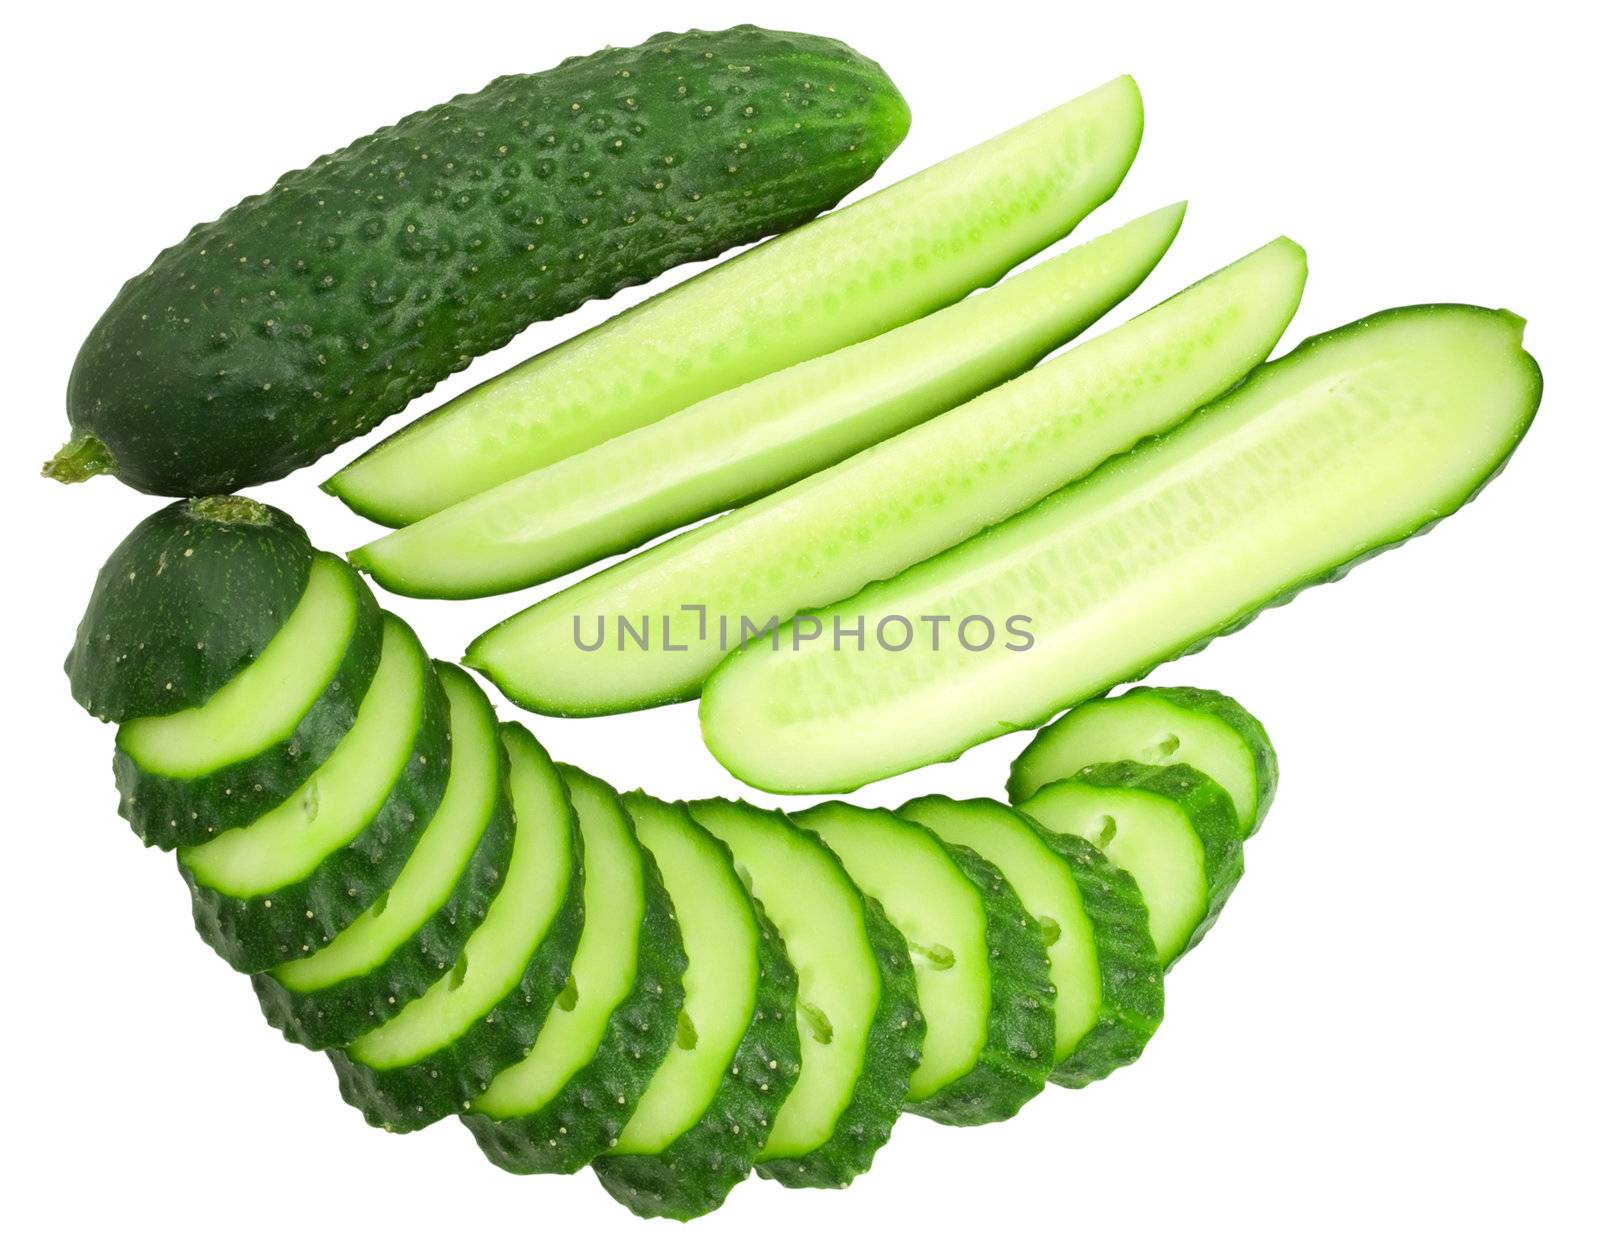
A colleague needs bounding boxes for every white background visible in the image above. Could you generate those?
[4,1,1595,1250]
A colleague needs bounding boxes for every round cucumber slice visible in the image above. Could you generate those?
[1017,762,1243,966]
[1009,686,1277,836]
[687,799,922,1188]
[464,766,686,1175]
[797,802,1054,1126]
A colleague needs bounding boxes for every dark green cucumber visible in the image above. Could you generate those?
[329,723,584,1131]
[114,555,384,848]
[898,797,1162,1088]
[1009,686,1278,836]
[179,615,452,972]
[66,496,313,722]
[686,799,923,1189]
[463,766,686,1175]
[251,665,517,1049]
[52,26,909,497]
[594,794,801,1221]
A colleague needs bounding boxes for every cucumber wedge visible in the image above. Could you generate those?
[1017,763,1243,966]
[252,665,517,1049]
[594,794,801,1221]
[898,797,1162,1088]
[796,803,1054,1125]
[115,556,384,848]
[351,204,1186,598]
[1010,687,1278,836]
[687,799,922,1188]
[463,767,687,1175]
[328,76,1145,526]
[329,724,583,1131]
[469,236,1306,716]
[702,305,1541,792]
[179,615,452,973]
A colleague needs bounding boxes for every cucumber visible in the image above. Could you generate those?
[114,555,384,848]
[328,75,1144,527]
[463,766,687,1175]
[1010,687,1277,836]
[252,664,517,1049]
[51,26,910,498]
[329,723,583,1131]
[67,496,313,722]
[470,236,1307,716]
[897,796,1163,1088]
[1017,763,1243,966]
[179,614,452,972]
[351,204,1185,598]
[686,799,922,1188]
[796,803,1054,1125]
[593,793,801,1221]
[701,305,1541,792]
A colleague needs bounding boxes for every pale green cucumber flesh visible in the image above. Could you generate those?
[700,305,1541,793]
[1010,686,1277,835]
[328,76,1146,525]
[352,204,1185,599]
[469,236,1305,716]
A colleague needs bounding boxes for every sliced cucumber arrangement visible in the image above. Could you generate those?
[350,204,1185,599]
[328,76,1144,526]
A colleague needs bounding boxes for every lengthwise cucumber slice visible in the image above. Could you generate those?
[252,665,517,1049]
[352,204,1185,599]
[115,556,383,848]
[179,615,451,973]
[329,76,1145,526]
[797,803,1054,1126]
[898,797,1162,1088]
[1010,687,1278,836]
[470,236,1306,716]
[594,794,801,1221]
[1018,763,1243,966]
[702,305,1542,793]
[687,799,922,1188]
[330,724,584,1132]
[464,767,686,1175]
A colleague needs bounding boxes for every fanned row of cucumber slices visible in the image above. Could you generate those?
[69,498,1279,1220]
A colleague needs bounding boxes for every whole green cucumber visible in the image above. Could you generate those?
[48,26,909,496]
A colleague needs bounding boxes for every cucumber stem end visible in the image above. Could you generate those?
[42,433,113,484]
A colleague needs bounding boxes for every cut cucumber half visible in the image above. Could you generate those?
[179,615,452,973]
[329,723,584,1131]
[1017,763,1243,966]
[470,236,1306,716]
[1010,686,1277,836]
[687,799,922,1188]
[327,76,1146,526]
[593,793,801,1221]
[701,305,1541,792]
[252,664,517,1049]
[115,555,384,848]
[796,803,1054,1125]
[898,796,1162,1088]
[464,766,687,1175]
[351,204,1185,599]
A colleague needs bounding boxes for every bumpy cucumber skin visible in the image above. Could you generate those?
[1007,685,1279,837]
[67,497,313,722]
[593,874,802,1221]
[113,565,385,849]
[180,618,453,973]
[62,27,909,498]
[903,840,1055,1126]
[328,724,585,1132]
[756,890,923,1189]
[250,666,518,1049]
[463,771,688,1176]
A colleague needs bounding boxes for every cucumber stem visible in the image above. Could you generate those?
[42,432,113,484]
